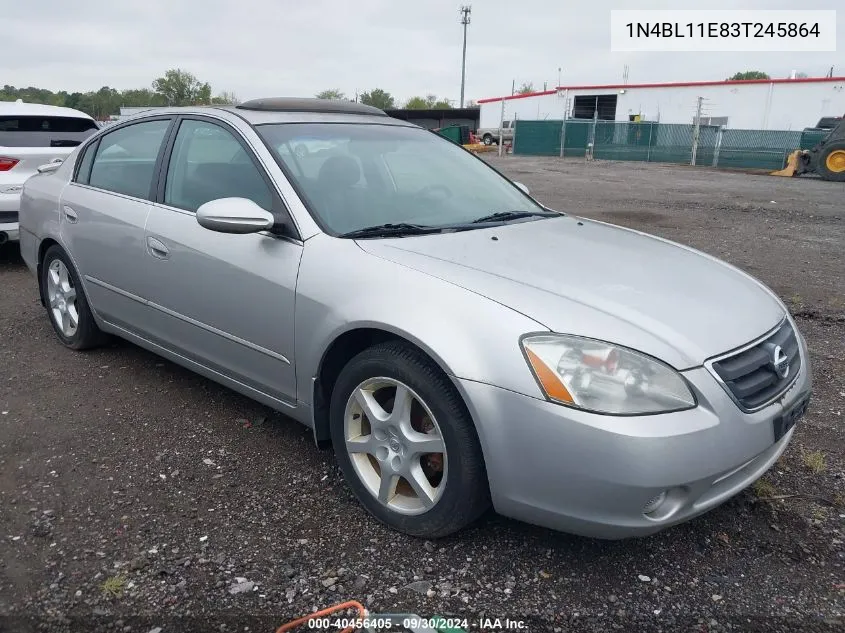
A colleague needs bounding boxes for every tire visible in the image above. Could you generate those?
[817,141,845,182]
[40,245,108,350]
[330,341,490,538]
[482,134,493,146]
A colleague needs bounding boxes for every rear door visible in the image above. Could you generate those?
[59,117,174,329]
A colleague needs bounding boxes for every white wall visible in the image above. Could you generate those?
[480,80,845,130]
[479,93,565,128]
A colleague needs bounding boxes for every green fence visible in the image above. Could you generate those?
[514,120,815,170]
[511,120,562,156]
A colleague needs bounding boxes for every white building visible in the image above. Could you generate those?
[478,76,845,131]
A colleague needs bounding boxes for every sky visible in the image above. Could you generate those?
[4,0,843,104]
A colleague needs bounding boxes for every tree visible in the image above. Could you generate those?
[316,89,346,100]
[211,91,240,105]
[404,94,452,109]
[1,70,222,119]
[360,88,395,109]
[120,88,167,108]
[727,71,770,81]
[404,96,428,109]
[152,68,212,106]
[517,82,534,94]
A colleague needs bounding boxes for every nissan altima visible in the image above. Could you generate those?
[18,98,812,539]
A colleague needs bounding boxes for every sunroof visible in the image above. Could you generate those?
[236,98,387,117]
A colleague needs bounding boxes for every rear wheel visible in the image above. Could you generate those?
[482,134,494,146]
[330,342,490,537]
[41,246,108,350]
[818,141,845,182]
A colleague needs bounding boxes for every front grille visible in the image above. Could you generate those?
[710,320,801,411]
[0,211,18,223]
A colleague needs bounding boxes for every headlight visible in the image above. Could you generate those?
[521,334,696,415]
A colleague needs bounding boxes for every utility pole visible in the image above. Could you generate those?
[459,5,472,108]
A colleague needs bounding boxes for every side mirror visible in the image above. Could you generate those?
[37,159,64,174]
[196,198,275,234]
[513,181,530,196]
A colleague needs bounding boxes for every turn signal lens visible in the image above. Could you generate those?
[524,347,574,403]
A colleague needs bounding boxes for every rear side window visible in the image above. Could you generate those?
[75,141,98,185]
[0,116,99,147]
[88,119,171,200]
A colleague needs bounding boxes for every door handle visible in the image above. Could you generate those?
[146,236,170,259]
[63,206,78,223]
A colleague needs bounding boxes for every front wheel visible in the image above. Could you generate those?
[330,342,490,537]
[818,141,845,182]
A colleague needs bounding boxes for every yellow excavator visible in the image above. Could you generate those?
[772,115,845,181]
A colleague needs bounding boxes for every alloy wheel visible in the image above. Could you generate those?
[343,377,448,515]
[46,259,79,337]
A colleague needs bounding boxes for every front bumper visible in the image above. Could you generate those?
[456,330,812,539]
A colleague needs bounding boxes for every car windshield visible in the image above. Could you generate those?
[255,122,550,235]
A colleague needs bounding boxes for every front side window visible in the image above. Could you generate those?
[256,123,547,235]
[164,119,273,213]
[88,119,171,199]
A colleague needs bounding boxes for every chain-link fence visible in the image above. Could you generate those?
[513,119,812,170]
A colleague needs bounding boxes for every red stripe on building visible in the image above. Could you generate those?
[476,76,845,104]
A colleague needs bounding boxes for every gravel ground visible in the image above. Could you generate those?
[1,158,843,633]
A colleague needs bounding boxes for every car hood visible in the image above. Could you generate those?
[358,216,785,369]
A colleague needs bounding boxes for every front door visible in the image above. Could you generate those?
[139,117,302,404]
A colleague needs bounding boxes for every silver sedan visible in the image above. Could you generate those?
[18,98,812,539]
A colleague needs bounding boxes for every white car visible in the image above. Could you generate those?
[0,100,98,245]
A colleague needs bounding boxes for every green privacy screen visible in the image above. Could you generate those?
[512,120,563,156]
[513,120,806,170]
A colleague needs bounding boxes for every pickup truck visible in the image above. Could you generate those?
[0,100,98,245]
[476,120,514,146]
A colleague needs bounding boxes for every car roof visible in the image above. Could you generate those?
[0,99,95,120]
[113,98,417,128]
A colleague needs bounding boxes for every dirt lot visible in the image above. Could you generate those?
[1,158,843,633]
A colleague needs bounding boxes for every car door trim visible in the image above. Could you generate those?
[84,275,291,365]
[65,181,154,206]
[103,319,298,410]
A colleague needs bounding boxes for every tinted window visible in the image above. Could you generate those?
[164,120,272,212]
[89,120,171,199]
[0,115,98,147]
[75,141,98,185]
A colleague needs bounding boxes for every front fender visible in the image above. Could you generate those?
[294,235,549,408]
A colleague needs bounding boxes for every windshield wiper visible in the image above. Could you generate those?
[338,223,443,239]
[470,210,559,224]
